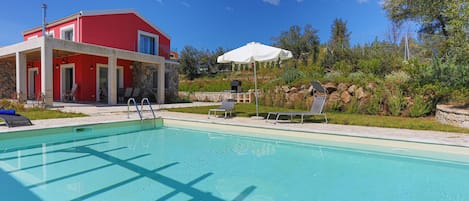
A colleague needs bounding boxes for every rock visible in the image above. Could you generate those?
[329,91,341,103]
[338,83,349,92]
[324,83,337,93]
[282,85,290,93]
[341,91,352,103]
[308,86,314,94]
[300,85,307,90]
[290,87,298,93]
[356,87,366,100]
[348,85,357,94]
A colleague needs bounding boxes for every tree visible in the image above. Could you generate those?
[273,24,320,67]
[329,18,351,49]
[383,0,446,36]
[322,18,352,71]
[385,21,403,45]
[382,0,468,61]
[179,46,200,80]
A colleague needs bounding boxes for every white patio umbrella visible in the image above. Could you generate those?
[217,42,293,118]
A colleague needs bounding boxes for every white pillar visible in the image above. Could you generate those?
[157,62,165,104]
[15,51,27,102]
[41,41,53,106]
[107,54,117,105]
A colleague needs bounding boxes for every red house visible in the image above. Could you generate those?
[0,9,178,106]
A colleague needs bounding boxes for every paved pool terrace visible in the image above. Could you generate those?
[1,102,468,148]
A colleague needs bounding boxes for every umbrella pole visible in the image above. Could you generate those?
[253,62,259,117]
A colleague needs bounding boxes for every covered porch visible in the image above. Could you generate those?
[0,37,166,106]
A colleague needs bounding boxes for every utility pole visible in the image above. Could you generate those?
[404,32,411,60]
[41,3,47,37]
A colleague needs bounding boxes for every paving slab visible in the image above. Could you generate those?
[0,102,468,148]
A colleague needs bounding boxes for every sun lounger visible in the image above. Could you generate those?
[266,96,327,124]
[208,99,235,119]
[0,110,33,127]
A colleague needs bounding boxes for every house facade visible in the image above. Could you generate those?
[0,9,178,106]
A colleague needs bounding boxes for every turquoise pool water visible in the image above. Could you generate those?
[1,123,469,201]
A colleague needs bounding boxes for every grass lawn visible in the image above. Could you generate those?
[167,103,469,134]
[0,108,87,123]
[18,109,87,120]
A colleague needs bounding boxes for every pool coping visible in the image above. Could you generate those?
[162,115,469,149]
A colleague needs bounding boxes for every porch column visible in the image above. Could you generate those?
[107,54,117,105]
[157,62,165,104]
[40,41,53,106]
[15,51,27,102]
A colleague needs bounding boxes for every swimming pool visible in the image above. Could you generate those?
[1,119,468,201]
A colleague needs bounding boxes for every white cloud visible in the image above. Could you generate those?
[378,0,387,7]
[180,1,191,7]
[357,0,368,4]
[262,0,280,6]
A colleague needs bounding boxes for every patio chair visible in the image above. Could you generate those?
[122,88,134,103]
[64,84,78,102]
[208,99,235,119]
[132,88,142,101]
[266,95,328,124]
[117,88,125,103]
[0,110,33,127]
[310,80,328,94]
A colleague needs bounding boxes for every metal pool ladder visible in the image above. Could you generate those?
[140,98,157,120]
[127,98,157,127]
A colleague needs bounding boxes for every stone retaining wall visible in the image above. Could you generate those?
[436,105,469,128]
[179,91,232,102]
[0,62,15,99]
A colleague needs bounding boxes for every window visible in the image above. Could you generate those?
[46,31,54,38]
[116,67,124,88]
[60,25,75,41]
[138,30,158,55]
[152,71,169,89]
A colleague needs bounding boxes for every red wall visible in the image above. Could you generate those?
[24,20,78,41]
[81,13,171,59]
[25,55,132,102]
[23,13,170,60]
[22,12,168,102]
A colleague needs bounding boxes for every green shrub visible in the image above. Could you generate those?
[281,68,305,84]
[326,99,342,112]
[386,88,405,116]
[366,96,381,115]
[409,95,432,117]
[344,96,363,114]
[384,71,411,86]
[333,61,353,75]
[347,71,367,86]
[358,59,381,75]
[0,99,25,111]
[324,71,346,83]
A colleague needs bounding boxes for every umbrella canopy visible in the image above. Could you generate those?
[217,42,293,118]
[217,42,293,64]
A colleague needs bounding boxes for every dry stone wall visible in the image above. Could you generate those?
[131,62,179,103]
[436,105,469,128]
[0,62,15,99]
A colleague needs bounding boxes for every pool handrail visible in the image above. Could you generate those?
[127,98,142,119]
[140,98,157,120]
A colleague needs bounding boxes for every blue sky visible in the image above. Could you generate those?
[0,0,406,52]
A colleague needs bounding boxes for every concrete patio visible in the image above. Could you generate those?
[1,102,468,148]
